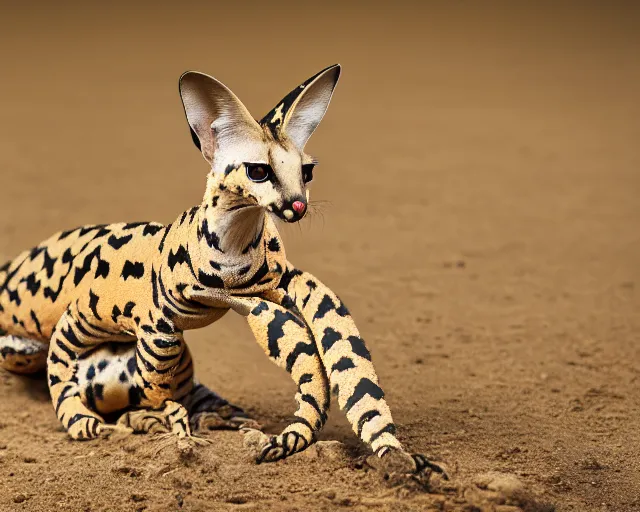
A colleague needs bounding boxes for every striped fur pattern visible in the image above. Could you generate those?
[0,65,443,475]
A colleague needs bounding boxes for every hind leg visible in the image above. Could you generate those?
[0,335,47,374]
[183,381,257,432]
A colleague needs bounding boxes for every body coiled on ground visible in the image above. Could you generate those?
[0,65,443,475]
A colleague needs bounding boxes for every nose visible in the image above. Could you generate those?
[292,201,306,214]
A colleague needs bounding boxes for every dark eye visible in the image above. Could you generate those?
[302,164,315,183]
[246,163,272,183]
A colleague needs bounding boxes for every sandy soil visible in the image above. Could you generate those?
[0,2,639,511]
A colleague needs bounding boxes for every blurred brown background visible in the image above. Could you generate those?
[0,2,639,511]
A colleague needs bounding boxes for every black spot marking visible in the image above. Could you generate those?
[30,310,42,335]
[267,237,280,252]
[299,373,313,385]
[58,228,77,240]
[232,259,269,289]
[158,225,172,252]
[143,224,163,236]
[198,270,224,289]
[86,365,96,380]
[22,272,41,295]
[112,305,122,323]
[242,225,264,254]
[43,251,57,278]
[331,357,355,373]
[198,219,222,251]
[321,327,342,353]
[188,207,199,224]
[344,379,385,413]
[79,225,108,237]
[97,360,108,372]
[357,410,381,438]
[119,371,128,383]
[88,290,102,321]
[168,246,192,271]
[156,318,173,334]
[369,423,396,444]
[74,247,110,286]
[251,302,269,316]
[123,222,147,230]
[108,234,133,250]
[151,268,160,308]
[266,310,305,359]
[278,267,303,291]
[313,295,337,321]
[285,341,316,373]
[123,301,136,318]
[121,261,145,280]
[348,336,371,361]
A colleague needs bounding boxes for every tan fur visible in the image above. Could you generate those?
[0,65,444,476]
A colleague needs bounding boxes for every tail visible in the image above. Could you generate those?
[0,259,10,329]
[280,265,403,457]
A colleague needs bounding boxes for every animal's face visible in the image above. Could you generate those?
[179,65,340,223]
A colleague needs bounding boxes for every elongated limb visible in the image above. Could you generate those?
[0,335,47,374]
[244,297,330,463]
[132,326,194,439]
[273,264,446,476]
[47,307,114,440]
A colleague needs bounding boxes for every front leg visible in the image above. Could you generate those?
[133,326,193,439]
[243,297,329,463]
[275,264,446,477]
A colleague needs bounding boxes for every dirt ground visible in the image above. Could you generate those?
[0,2,639,511]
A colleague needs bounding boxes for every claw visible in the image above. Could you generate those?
[368,448,449,481]
[412,453,448,479]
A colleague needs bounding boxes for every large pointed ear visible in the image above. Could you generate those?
[179,71,261,164]
[260,64,341,150]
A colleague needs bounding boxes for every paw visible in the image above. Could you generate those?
[97,423,135,441]
[242,428,308,463]
[191,407,261,432]
[367,448,448,480]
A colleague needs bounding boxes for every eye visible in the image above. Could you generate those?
[246,163,272,183]
[302,164,315,183]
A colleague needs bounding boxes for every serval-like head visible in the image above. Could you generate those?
[179,65,340,223]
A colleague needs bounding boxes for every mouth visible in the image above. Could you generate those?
[270,201,307,223]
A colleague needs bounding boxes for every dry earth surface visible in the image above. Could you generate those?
[0,2,638,511]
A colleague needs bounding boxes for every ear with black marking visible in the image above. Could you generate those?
[179,71,261,164]
[260,64,341,149]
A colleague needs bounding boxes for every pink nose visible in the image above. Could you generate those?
[292,201,306,214]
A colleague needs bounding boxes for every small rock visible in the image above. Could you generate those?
[324,490,336,500]
[303,440,348,461]
[13,494,29,504]
[474,471,525,497]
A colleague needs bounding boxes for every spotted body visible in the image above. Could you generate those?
[0,65,443,475]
